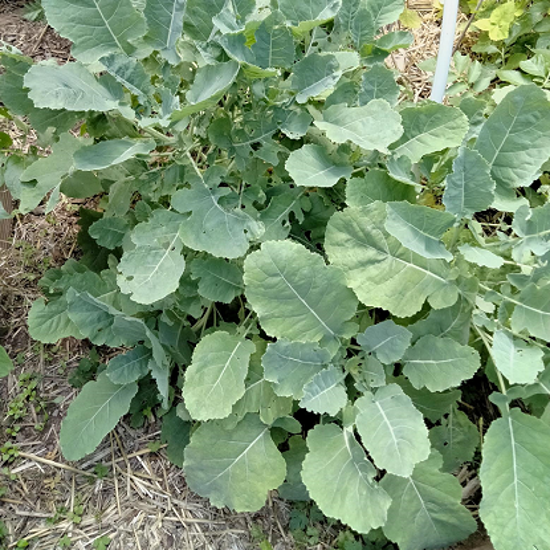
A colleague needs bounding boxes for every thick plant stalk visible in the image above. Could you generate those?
[430,0,460,103]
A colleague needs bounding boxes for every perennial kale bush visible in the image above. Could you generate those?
[1,0,550,548]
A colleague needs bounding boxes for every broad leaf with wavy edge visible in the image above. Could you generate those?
[474,85,550,200]
[390,103,468,163]
[443,147,495,219]
[106,345,151,385]
[117,210,186,305]
[244,240,358,342]
[299,366,348,416]
[492,329,544,384]
[402,335,480,392]
[302,424,391,533]
[60,372,138,460]
[356,384,430,477]
[382,451,477,550]
[183,414,286,512]
[143,0,186,64]
[173,167,263,259]
[357,320,412,364]
[286,144,352,188]
[325,203,458,317]
[510,282,550,340]
[74,139,156,171]
[190,257,244,304]
[480,409,550,550]
[183,331,256,421]
[262,340,331,399]
[42,0,146,63]
[385,202,455,261]
[25,63,122,112]
[315,101,403,153]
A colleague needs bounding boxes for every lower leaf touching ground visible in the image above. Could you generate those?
[381,451,477,550]
[60,372,138,461]
[479,408,550,550]
[183,414,286,511]
[301,424,391,533]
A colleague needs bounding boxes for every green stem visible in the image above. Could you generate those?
[142,126,176,144]
[448,223,464,254]
[474,324,509,400]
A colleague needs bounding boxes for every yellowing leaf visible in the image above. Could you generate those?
[399,8,422,29]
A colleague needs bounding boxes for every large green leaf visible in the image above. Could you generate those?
[19,133,89,213]
[186,61,240,108]
[100,54,155,101]
[161,408,191,468]
[492,329,544,384]
[183,414,286,511]
[60,372,138,460]
[182,0,225,41]
[290,54,342,104]
[106,345,151,385]
[338,0,404,45]
[512,203,550,260]
[231,350,294,427]
[25,63,122,112]
[480,409,550,550]
[173,167,263,258]
[244,240,358,342]
[315,101,403,153]
[250,20,294,69]
[74,139,155,171]
[346,170,416,207]
[325,203,458,317]
[190,257,244,304]
[402,335,481,392]
[262,340,331,399]
[357,320,412,364]
[259,188,304,242]
[182,331,256,421]
[356,384,430,477]
[385,202,455,261]
[430,405,478,472]
[381,451,477,550]
[117,210,186,305]
[390,103,469,163]
[143,0,186,64]
[443,147,495,219]
[0,346,14,378]
[279,0,342,31]
[302,424,391,533]
[28,298,82,344]
[510,283,550,340]
[89,217,129,250]
[359,64,400,106]
[42,0,146,62]
[299,366,348,416]
[286,144,352,188]
[474,86,550,201]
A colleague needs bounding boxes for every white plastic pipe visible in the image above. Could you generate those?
[430,0,460,103]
